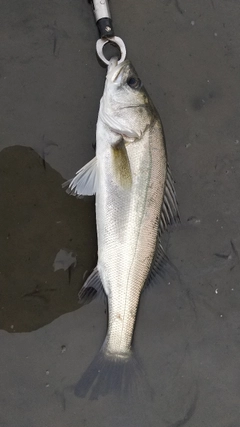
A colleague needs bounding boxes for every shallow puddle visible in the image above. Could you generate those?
[0,146,97,332]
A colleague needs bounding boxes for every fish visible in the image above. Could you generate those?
[63,57,179,399]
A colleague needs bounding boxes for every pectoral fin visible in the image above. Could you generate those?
[100,107,141,139]
[62,157,97,196]
[111,140,132,189]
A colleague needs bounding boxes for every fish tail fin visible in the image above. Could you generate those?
[74,348,151,400]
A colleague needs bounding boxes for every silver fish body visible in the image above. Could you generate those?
[96,118,166,358]
[64,58,179,398]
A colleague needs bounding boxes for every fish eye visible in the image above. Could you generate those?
[127,77,141,89]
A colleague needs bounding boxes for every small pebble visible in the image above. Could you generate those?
[61,345,66,353]
[191,20,195,26]
[215,288,218,294]
[187,216,201,225]
[46,370,50,375]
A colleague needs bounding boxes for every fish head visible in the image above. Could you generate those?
[101,58,154,139]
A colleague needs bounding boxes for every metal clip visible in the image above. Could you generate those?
[96,37,126,65]
[89,0,127,65]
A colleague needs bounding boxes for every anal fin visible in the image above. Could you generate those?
[78,267,106,305]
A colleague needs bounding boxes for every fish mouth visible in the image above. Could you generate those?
[107,57,130,83]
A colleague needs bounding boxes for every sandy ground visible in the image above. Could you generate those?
[0,0,240,425]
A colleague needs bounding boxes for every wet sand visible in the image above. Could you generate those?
[1,0,240,425]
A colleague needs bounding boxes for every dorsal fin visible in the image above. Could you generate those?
[143,233,180,291]
[143,165,180,291]
[159,164,180,235]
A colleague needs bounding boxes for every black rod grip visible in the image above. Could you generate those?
[97,18,114,38]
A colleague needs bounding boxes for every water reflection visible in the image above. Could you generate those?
[0,146,97,332]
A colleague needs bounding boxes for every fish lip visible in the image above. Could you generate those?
[107,58,130,83]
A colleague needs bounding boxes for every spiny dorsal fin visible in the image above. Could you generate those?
[62,157,97,197]
[143,165,180,291]
[159,164,180,235]
[78,267,105,305]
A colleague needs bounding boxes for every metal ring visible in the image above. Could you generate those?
[96,36,127,65]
